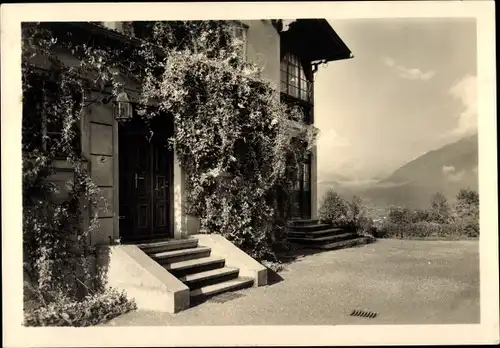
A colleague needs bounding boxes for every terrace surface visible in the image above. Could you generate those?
[106,239,480,326]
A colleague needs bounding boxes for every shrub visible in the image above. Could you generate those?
[318,189,350,227]
[347,196,366,230]
[376,221,477,239]
[358,216,376,235]
[410,209,432,223]
[261,260,287,273]
[24,288,137,327]
[388,206,412,225]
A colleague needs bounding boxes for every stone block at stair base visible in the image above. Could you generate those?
[192,234,268,287]
[96,245,190,313]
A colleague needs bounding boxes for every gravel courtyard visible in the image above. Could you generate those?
[106,239,480,326]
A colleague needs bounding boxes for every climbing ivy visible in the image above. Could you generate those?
[22,20,317,302]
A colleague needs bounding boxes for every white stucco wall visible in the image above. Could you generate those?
[242,20,281,87]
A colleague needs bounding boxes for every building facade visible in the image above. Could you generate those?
[25,20,352,245]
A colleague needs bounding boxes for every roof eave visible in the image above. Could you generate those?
[316,19,353,62]
[278,19,353,63]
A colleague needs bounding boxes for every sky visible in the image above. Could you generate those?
[315,18,477,183]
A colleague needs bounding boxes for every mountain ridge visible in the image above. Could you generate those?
[317,133,479,209]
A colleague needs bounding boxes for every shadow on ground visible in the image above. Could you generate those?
[274,236,377,264]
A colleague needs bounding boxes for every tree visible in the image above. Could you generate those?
[318,189,349,226]
[346,196,368,231]
[456,188,479,209]
[411,209,432,223]
[430,192,451,223]
[454,188,479,236]
[388,206,412,225]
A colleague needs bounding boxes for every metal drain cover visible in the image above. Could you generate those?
[350,309,378,319]
[208,292,244,303]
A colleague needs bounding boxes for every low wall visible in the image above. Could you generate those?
[192,234,268,287]
[96,245,190,313]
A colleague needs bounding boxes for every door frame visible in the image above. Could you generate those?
[117,115,175,243]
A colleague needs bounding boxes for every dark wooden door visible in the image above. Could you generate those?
[119,117,173,242]
[290,155,312,220]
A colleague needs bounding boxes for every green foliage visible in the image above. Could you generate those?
[24,288,137,327]
[134,24,317,260]
[21,22,150,320]
[261,260,287,273]
[455,188,480,220]
[318,191,374,232]
[453,188,480,237]
[347,195,372,231]
[387,206,412,225]
[410,209,432,223]
[318,189,350,227]
[375,189,479,239]
[430,192,451,223]
[22,20,316,273]
[22,55,102,301]
[376,221,473,239]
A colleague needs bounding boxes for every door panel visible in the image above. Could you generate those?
[152,142,172,235]
[119,116,173,242]
[133,136,152,238]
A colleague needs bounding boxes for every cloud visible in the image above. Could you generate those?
[382,56,436,81]
[376,181,411,188]
[317,128,351,148]
[383,56,395,67]
[337,178,379,188]
[448,75,478,137]
[442,165,466,182]
[395,67,436,81]
[442,165,456,174]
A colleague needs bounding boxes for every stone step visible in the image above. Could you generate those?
[190,277,254,299]
[288,232,358,244]
[317,237,370,250]
[137,238,198,254]
[164,256,226,277]
[288,219,320,226]
[287,227,346,237]
[152,246,211,264]
[179,267,240,290]
[289,223,331,232]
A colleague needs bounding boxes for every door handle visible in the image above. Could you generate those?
[135,173,145,189]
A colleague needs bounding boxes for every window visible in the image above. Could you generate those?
[22,75,81,157]
[280,53,312,102]
[303,155,311,192]
[230,21,248,59]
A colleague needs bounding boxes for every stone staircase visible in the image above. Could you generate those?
[287,219,372,250]
[135,238,254,304]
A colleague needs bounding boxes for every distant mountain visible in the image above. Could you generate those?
[380,133,478,186]
[317,133,479,209]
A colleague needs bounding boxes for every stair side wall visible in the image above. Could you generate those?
[192,234,268,287]
[96,245,190,313]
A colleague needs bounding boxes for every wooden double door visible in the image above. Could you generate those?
[118,116,174,242]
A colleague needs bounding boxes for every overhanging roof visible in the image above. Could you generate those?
[279,19,353,63]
